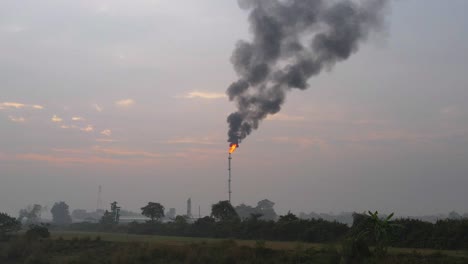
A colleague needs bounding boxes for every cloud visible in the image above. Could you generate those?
[165,137,217,145]
[8,116,26,123]
[3,102,25,109]
[10,147,166,166]
[115,99,135,107]
[32,105,44,109]
[93,146,162,159]
[96,138,118,143]
[72,116,85,121]
[0,102,44,110]
[0,24,25,33]
[51,115,63,122]
[81,125,94,132]
[439,105,465,120]
[52,148,87,154]
[60,125,70,129]
[266,113,305,122]
[100,129,112,137]
[15,153,121,166]
[266,136,329,149]
[346,131,433,144]
[351,119,389,126]
[181,91,226,99]
[93,104,103,112]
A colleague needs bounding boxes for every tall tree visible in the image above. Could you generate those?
[141,202,165,222]
[211,201,239,222]
[99,210,115,226]
[256,199,277,221]
[110,201,121,224]
[278,211,299,223]
[365,211,399,258]
[50,202,72,225]
[0,212,21,240]
[235,204,258,220]
[18,204,42,224]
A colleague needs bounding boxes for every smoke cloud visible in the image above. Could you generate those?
[227,0,389,144]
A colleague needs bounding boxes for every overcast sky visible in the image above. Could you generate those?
[1,0,468,218]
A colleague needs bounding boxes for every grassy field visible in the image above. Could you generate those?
[51,231,468,258]
[51,231,324,250]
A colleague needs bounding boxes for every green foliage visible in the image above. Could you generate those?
[235,199,278,221]
[0,212,21,240]
[51,201,72,226]
[341,212,384,263]
[211,201,239,222]
[18,204,43,225]
[97,202,124,229]
[25,224,50,240]
[341,237,371,264]
[278,211,299,222]
[346,211,399,261]
[141,202,165,222]
[235,204,258,220]
[366,211,399,257]
[391,218,468,250]
[65,206,468,251]
[2,236,464,264]
[99,210,116,227]
[256,199,278,221]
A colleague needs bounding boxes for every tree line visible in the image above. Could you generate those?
[2,199,468,251]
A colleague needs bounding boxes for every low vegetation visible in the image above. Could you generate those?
[2,200,468,263]
[0,231,467,264]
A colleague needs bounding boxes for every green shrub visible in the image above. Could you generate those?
[25,224,50,240]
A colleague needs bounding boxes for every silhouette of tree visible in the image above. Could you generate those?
[448,211,462,220]
[50,202,72,226]
[0,212,21,240]
[25,224,50,240]
[235,204,259,220]
[366,211,399,257]
[99,210,115,226]
[211,201,239,222]
[278,211,299,223]
[256,199,277,221]
[18,204,42,224]
[141,202,165,222]
[110,202,121,224]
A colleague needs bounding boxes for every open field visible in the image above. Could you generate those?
[51,231,325,250]
[51,231,468,258]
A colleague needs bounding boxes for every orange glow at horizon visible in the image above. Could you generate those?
[229,143,238,154]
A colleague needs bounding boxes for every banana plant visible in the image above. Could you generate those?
[366,211,400,257]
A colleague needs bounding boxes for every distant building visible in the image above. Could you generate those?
[187,198,192,218]
[166,208,176,219]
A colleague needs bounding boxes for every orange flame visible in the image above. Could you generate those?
[229,143,238,154]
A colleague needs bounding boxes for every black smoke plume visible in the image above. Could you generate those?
[227,0,388,144]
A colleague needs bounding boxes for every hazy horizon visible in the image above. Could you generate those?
[2,0,468,218]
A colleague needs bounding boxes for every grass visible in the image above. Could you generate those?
[51,231,468,258]
[386,247,468,259]
[51,231,324,250]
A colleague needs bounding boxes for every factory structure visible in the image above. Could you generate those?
[71,185,203,223]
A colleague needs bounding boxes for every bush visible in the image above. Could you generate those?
[25,224,50,240]
[341,238,371,264]
[0,212,21,241]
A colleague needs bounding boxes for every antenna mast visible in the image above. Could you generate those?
[97,185,102,211]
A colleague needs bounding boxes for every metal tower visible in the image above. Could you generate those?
[97,185,102,211]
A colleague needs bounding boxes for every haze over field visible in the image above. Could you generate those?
[1,0,468,217]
